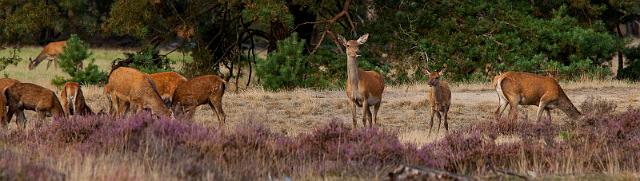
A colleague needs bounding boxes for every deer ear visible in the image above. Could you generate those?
[439,66,447,75]
[357,33,369,44]
[337,35,347,47]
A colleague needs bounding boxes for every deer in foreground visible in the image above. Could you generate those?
[425,66,451,134]
[60,82,94,116]
[105,67,171,118]
[0,78,20,126]
[171,75,226,126]
[28,40,66,70]
[149,72,188,107]
[494,71,581,122]
[4,83,65,129]
[337,33,385,128]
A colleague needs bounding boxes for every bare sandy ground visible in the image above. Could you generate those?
[7,80,639,146]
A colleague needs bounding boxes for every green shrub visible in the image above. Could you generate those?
[256,33,310,91]
[52,34,107,87]
[111,46,174,74]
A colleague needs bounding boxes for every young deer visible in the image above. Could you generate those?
[425,66,451,134]
[494,71,581,122]
[60,82,94,116]
[171,75,226,126]
[4,83,65,129]
[28,40,67,70]
[337,34,385,128]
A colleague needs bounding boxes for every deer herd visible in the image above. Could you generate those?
[2,34,583,134]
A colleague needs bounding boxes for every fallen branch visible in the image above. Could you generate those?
[388,165,479,181]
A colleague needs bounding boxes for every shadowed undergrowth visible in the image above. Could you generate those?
[1,104,639,180]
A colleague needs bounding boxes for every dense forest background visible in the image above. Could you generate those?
[2,0,640,90]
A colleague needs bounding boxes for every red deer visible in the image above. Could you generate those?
[60,82,94,116]
[149,72,187,107]
[337,33,385,128]
[28,40,66,70]
[494,71,581,122]
[425,66,451,134]
[105,67,171,117]
[0,78,20,127]
[4,83,65,129]
[172,75,226,126]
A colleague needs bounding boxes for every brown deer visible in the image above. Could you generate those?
[28,40,66,70]
[494,71,581,122]
[149,72,188,107]
[60,82,94,116]
[4,83,65,129]
[171,75,226,126]
[0,78,20,126]
[337,34,385,128]
[105,67,171,117]
[425,66,451,134]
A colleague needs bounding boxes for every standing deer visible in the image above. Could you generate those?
[4,83,65,129]
[337,33,385,128]
[149,72,188,107]
[425,66,451,134]
[60,82,94,116]
[494,71,581,122]
[105,67,171,117]
[28,40,66,70]
[171,75,226,126]
[0,78,20,126]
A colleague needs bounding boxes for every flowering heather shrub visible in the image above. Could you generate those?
[0,149,65,180]
[1,109,639,179]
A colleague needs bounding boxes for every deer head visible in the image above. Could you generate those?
[337,34,369,58]
[424,66,447,87]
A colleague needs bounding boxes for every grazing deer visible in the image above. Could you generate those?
[4,83,65,129]
[60,82,94,116]
[28,40,66,70]
[149,72,188,107]
[106,67,171,117]
[337,34,385,128]
[494,71,581,122]
[172,75,226,126]
[425,66,451,134]
[0,78,20,126]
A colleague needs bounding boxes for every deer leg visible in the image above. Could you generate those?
[506,96,520,123]
[545,108,552,123]
[444,107,449,131]
[35,111,46,128]
[495,97,509,120]
[2,106,15,128]
[16,109,27,130]
[429,106,435,135]
[435,110,442,133]
[350,101,357,128]
[362,100,370,128]
[210,96,226,126]
[372,102,381,126]
[536,102,547,123]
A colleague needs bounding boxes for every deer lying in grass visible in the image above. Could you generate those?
[106,67,171,117]
[494,71,581,122]
[0,78,20,127]
[4,83,65,129]
[28,40,66,70]
[425,66,451,134]
[61,82,94,116]
[172,75,226,126]
[337,33,385,128]
[149,72,187,107]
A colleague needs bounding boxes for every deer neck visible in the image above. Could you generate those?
[432,84,443,102]
[347,55,360,98]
